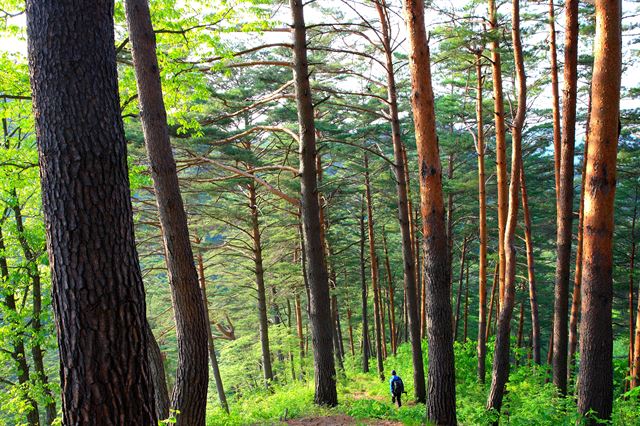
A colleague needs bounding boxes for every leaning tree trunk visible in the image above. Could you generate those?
[290,0,337,406]
[577,1,621,421]
[404,0,456,421]
[553,0,579,396]
[454,237,469,342]
[125,0,209,422]
[488,0,508,312]
[520,164,541,364]
[487,0,526,416]
[365,154,385,380]
[146,322,171,420]
[196,250,229,413]
[26,0,157,422]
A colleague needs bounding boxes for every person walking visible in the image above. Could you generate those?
[390,370,405,407]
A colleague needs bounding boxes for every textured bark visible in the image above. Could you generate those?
[404,0,455,420]
[577,2,621,421]
[475,52,488,382]
[520,164,541,364]
[290,0,337,406]
[365,154,385,380]
[634,243,640,388]
[146,323,171,420]
[125,0,209,421]
[488,0,508,311]
[553,0,579,396]
[247,180,274,385]
[0,224,40,425]
[26,1,157,423]
[487,0,526,415]
[12,200,56,424]
[382,229,397,355]
[359,197,370,373]
[196,251,229,413]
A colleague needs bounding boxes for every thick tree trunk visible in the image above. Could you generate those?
[577,2,621,421]
[247,181,274,385]
[290,0,337,406]
[404,0,456,421]
[488,0,508,312]
[365,154,385,380]
[520,164,541,364]
[552,0,579,396]
[26,1,157,422]
[125,0,209,421]
[196,250,229,413]
[487,0,526,415]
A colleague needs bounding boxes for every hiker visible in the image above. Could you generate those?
[389,370,405,407]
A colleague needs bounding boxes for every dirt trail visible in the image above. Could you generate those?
[286,414,403,425]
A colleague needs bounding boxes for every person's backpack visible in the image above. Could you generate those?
[392,376,404,394]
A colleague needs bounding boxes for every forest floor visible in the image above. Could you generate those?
[286,414,403,425]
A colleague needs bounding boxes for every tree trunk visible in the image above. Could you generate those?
[629,192,637,386]
[0,224,40,425]
[125,0,209,421]
[548,0,562,206]
[634,239,640,388]
[577,3,621,421]
[447,153,455,292]
[517,301,525,350]
[488,0,508,312]
[454,236,469,342]
[569,93,592,380]
[486,0,526,415]
[146,323,171,420]
[382,228,397,355]
[196,250,229,413]
[404,0,456,420]
[520,164,541,364]
[464,265,470,342]
[347,308,355,357]
[247,180,274,385]
[359,196,370,373]
[374,0,424,396]
[485,263,499,343]
[295,292,305,360]
[475,51,488,382]
[290,0,337,406]
[26,0,157,422]
[365,154,385,380]
[12,200,56,424]
[552,0,579,396]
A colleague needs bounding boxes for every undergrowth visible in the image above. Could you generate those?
[205,339,640,425]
